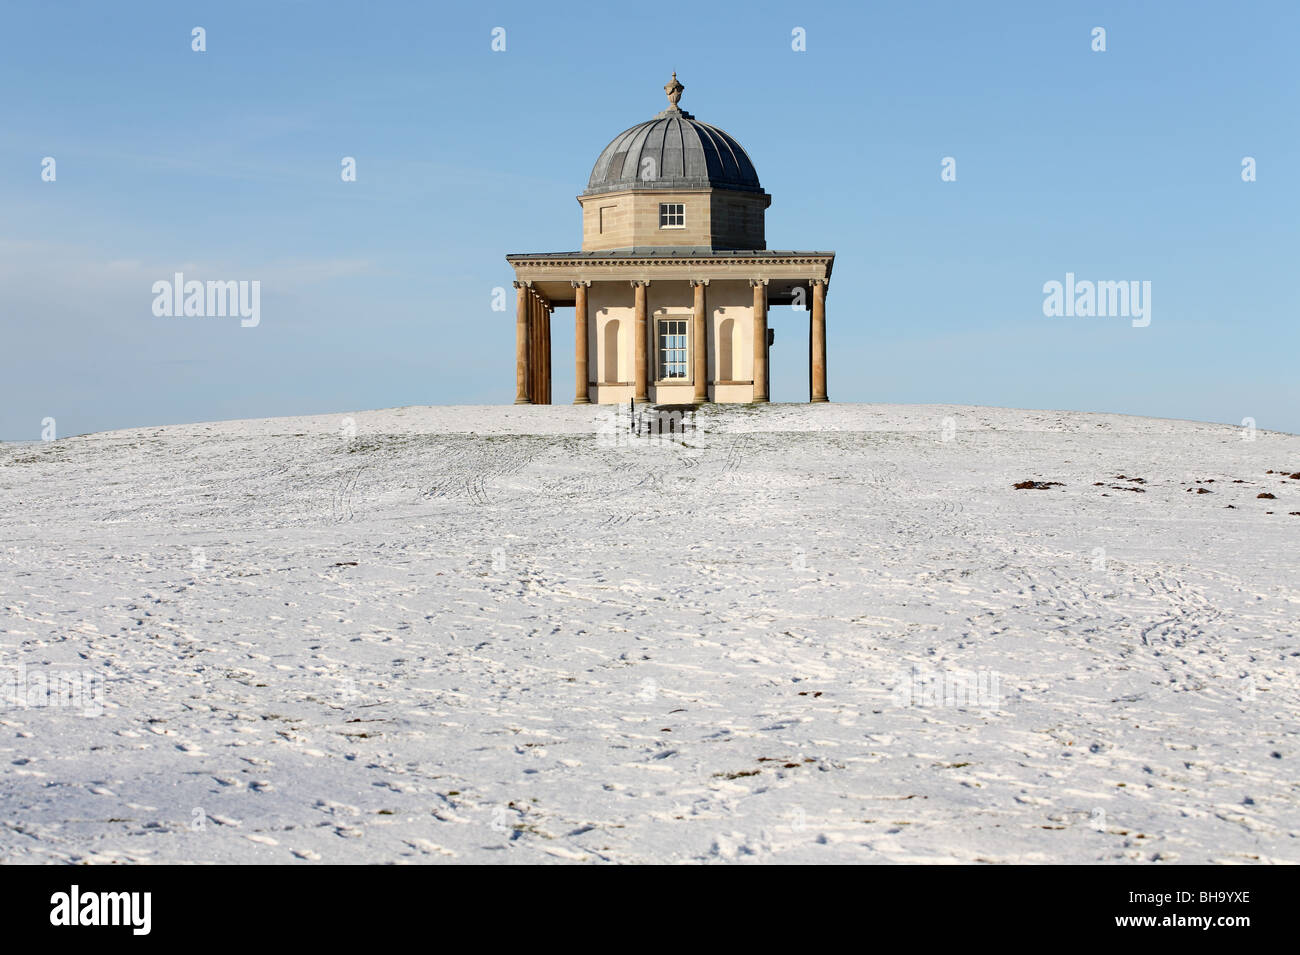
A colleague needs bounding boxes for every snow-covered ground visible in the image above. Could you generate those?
[1,402,1297,864]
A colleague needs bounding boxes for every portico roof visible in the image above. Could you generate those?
[507,249,834,261]
[506,249,833,308]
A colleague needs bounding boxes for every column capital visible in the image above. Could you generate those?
[512,280,532,289]
[630,279,651,288]
[570,279,591,288]
[688,278,711,287]
[748,278,769,287]
[809,278,828,287]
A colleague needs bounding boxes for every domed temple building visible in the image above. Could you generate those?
[506,74,834,404]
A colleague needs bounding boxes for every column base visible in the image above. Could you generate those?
[573,397,591,405]
[514,398,532,405]
[810,396,829,403]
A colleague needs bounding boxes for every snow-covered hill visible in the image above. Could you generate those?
[1,403,1297,863]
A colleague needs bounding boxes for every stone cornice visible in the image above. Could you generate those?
[507,252,834,269]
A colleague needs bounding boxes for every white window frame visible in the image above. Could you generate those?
[656,317,689,381]
[659,202,685,229]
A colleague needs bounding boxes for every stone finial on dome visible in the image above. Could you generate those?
[664,72,684,111]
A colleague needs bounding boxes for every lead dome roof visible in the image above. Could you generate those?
[584,74,764,197]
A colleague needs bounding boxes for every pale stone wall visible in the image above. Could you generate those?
[589,283,634,404]
[648,280,692,317]
[707,280,755,401]
[711,383,755,403]
[581,189,766,251]
[581,191,710,250]
[649,382,695,404]
[581,278,756,404]
[709,192,768,251]
[593,383,635,404]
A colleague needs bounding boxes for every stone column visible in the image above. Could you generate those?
[573,281,590,403]
[528,293,539,404]
[514,282,530,404]
[542,305,552,405]
[534,303,541,404]
[691,280,708,403]
[811,279,828,403]
[750,279,768,403]
[531,292,545,405]
[633,281,649,403]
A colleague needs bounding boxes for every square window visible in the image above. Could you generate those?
[659,203,685,228]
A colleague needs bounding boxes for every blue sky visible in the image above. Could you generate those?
[2,1,1297,438]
